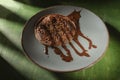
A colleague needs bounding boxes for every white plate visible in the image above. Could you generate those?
[21,5,109,72]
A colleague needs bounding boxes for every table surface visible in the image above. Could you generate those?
[0,0,120,80]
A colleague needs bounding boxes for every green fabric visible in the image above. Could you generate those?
[0,0,120,80]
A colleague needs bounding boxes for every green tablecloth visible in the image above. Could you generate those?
[0,0,120,80]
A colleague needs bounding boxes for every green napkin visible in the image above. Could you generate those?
[0,0,120,80]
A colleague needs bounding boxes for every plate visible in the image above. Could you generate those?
[21,5,109,72]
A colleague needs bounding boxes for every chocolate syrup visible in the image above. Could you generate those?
[44,46,48,55]
[43,10,97,62]
[53,46,73,62]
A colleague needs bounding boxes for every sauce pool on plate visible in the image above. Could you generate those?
[34,10,97,62]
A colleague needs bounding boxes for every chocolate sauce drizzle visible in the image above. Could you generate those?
[43,10,97,62]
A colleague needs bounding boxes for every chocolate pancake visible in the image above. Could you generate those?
[34,14,76,47]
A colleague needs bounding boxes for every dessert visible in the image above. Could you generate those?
[34,10,97,62]
[34,14,76,47]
